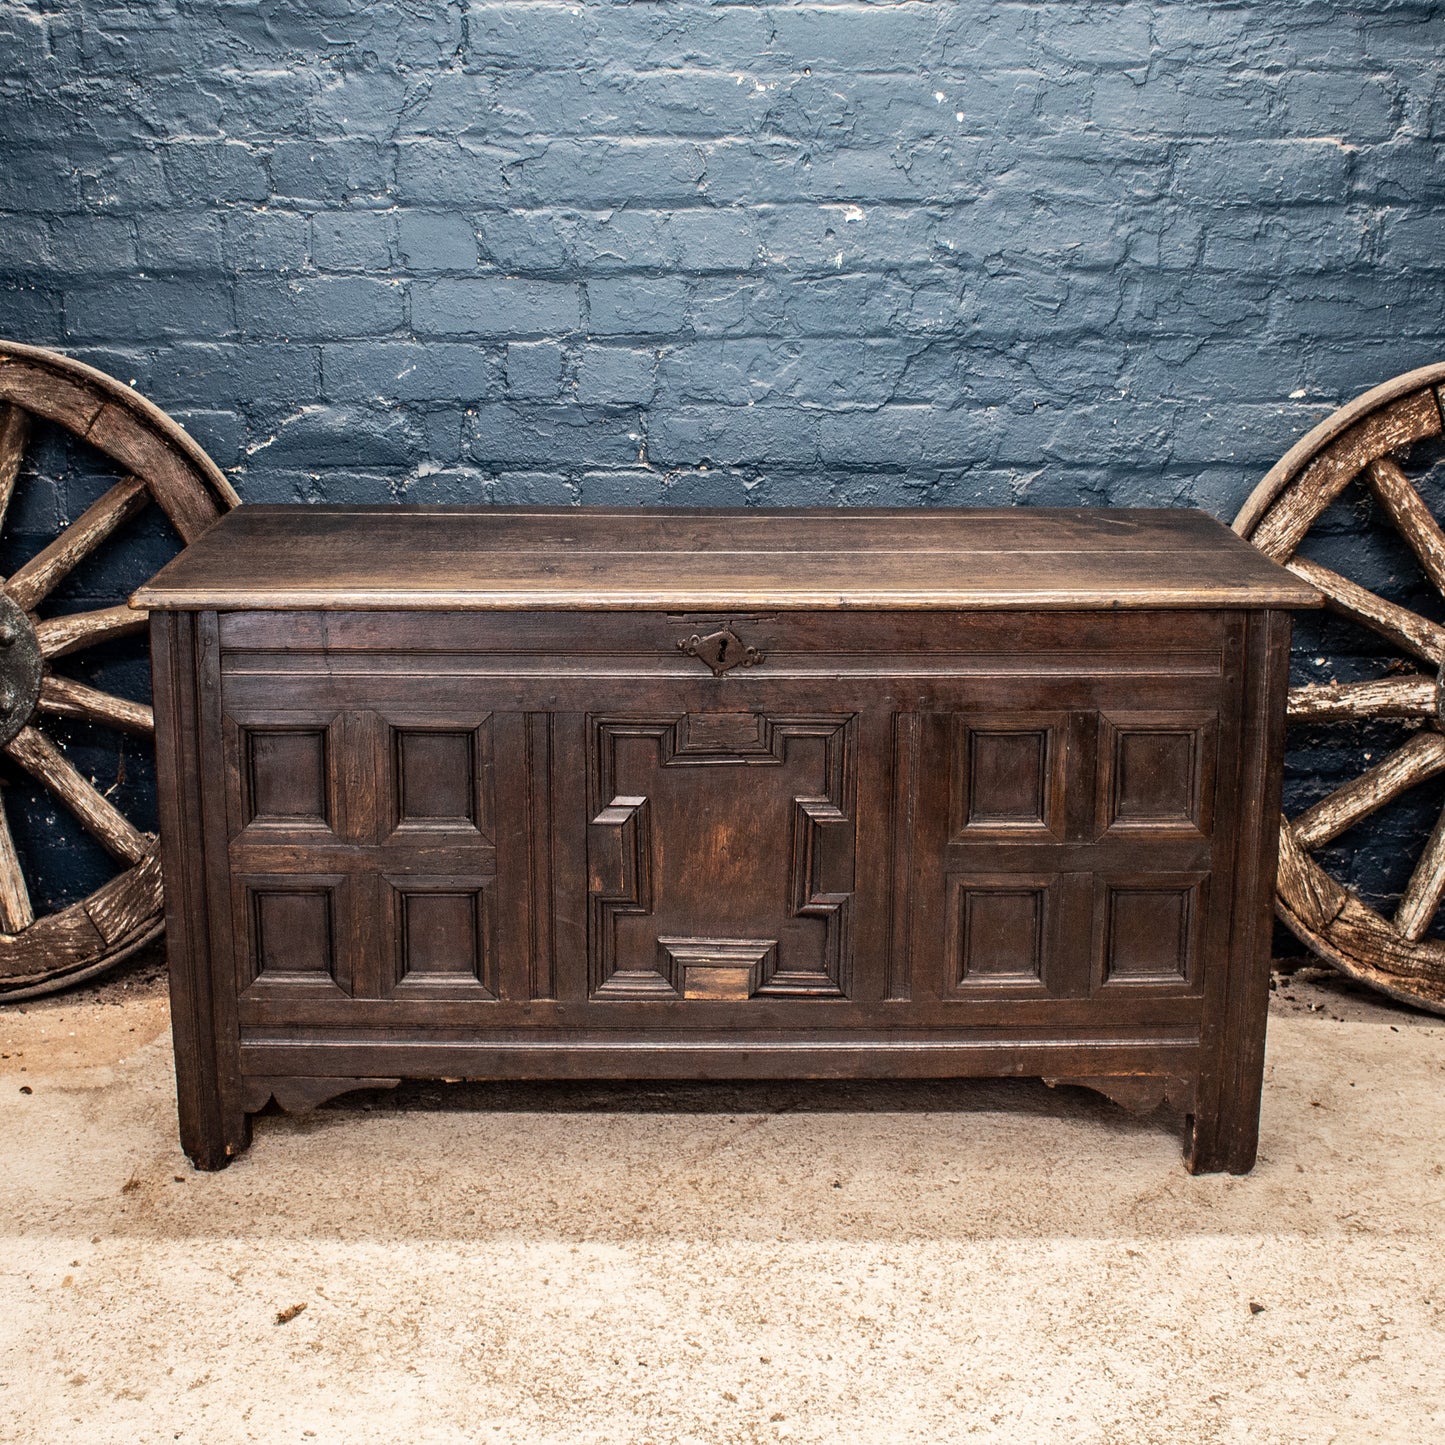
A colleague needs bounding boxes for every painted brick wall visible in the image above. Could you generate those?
[3,1,1442,510]
[0,1,1443,924]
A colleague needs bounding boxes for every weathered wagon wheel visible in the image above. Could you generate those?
[0,341,238,1001]
[1234,361,1445,1014]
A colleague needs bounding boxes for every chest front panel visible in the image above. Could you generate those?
[208,608,1243,1037]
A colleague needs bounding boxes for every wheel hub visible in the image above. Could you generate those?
[0,594,42,746]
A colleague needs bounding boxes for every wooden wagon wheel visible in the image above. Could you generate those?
[0,341,238,1001]
[1234,361,1445,1014]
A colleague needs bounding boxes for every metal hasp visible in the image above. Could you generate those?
[676,625,765,677]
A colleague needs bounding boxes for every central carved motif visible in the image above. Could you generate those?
[587,712,856,1001]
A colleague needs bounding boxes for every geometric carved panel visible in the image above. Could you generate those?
[971,732,1047,823]
[1099,714,1214,836]
[587,713,856,1001]
[1100,879,1203,988]
[255,889,331,974]
[659,936,775,1000]
[398,730,472,823]
[385,878,496,999]
[392,723,491,837]
[588,795,666,998]
[945,875,1054,994]
[243,727,328,827]
[951,716,1066,840]
[239,877,350,998]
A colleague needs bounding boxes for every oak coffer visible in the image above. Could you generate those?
[134,506,1321,1173]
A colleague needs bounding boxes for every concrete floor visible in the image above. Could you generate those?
[1,956,1441,1445]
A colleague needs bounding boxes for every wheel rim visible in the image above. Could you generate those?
[1234,363,1445,1014]
[0,341,238,1000]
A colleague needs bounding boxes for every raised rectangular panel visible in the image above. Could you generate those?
[384,877,496,999]
[1098,876,1206,990]
[1099,713,1215,837]
[675,711,773,757]
[243,727,329,827]
[237,875,350,998]
[256,891,331,974]
[971,732,1046,823]
[396,729,479,828]
[951,715,1067,840]
[945,875,1055,994]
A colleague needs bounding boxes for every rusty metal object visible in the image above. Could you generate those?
[1234,362,1445,1014]
[676,625,765,676]
[0,341,239,1001]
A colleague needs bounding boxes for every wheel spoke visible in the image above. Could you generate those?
[1293,730,1445,849]
[0,403,28,543]
[4,472,149,613]
[1286,556,1445,666]
[1394,798,1445,941]
[1365,456,1445,596]
[3,725,149,864]
[35,604,148,660]
[1289,675,1439,723]
[0,789,34,934]
[39,675,153,735]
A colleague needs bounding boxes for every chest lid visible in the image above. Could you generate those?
[131,505,1321,612]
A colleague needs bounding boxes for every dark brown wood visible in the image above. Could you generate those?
[142,506,1317,1172]
[135,506,1321,613]
[150,612,249,1168]
[1188,610,1294,1173]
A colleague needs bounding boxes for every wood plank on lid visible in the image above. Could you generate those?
[133,505,1324,612]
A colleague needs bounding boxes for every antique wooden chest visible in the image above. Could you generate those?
[135,506,1320,1173]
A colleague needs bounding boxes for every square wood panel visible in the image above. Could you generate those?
[950,715,1067,841]
[587,713,857,1001]
[382,876,497,1000]
[1098,713,1216,838]
[944,875,1058,995]
[227,714,345,840]
[387,720,494,841]
[235,874,352,999]
[1096,875,1207,991]
[244,728,328,825]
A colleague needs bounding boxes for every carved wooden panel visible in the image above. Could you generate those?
[226,711,347,841]
[660,937,775,1000]
[1097,712,1215,838]
[587,795,659,998]
[1096,874,1207,991]
[236,874,351,999]
[950,714,1067,841]
[945,875,1058,994]
[244,728,329,827]
[587,712,857,1001]
[382,875,496,1000]
[222,703,509,1006]
[390,723,493,839]
[917,699,1224,1004]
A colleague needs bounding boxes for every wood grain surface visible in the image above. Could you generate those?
[150,507,1313,1176]
[134,506,1322,612]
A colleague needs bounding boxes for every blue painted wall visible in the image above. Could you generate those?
[0,1,1442,929]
